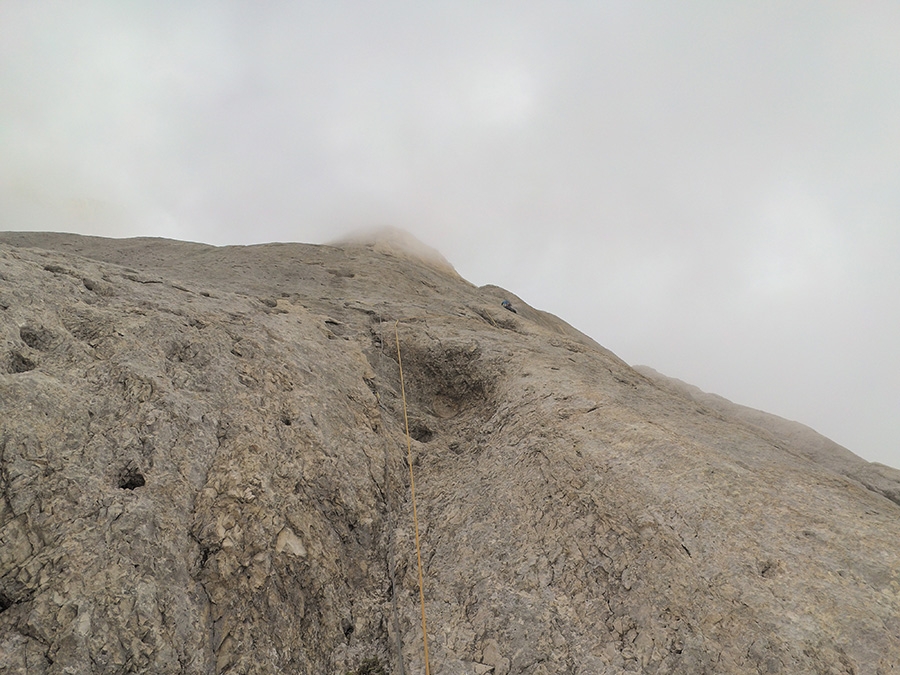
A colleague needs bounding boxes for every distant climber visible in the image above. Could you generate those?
[501,299,517,313]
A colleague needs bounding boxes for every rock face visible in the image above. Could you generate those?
[1,230,899,675]
[634,366,900,508]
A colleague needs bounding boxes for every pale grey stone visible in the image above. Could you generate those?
[0,230,898,674]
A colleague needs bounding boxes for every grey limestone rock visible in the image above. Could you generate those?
[1,230,899,674]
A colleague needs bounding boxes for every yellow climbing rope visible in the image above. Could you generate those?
[394,321,431,675]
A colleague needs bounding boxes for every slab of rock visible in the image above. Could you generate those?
[1,230,899,674]
[634,365,900,507]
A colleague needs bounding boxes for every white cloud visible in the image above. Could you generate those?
[743,180,846,298]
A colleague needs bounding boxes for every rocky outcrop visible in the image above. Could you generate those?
[1,231,899,674]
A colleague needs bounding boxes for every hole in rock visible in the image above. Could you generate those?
[119,469,146,490]
[7,352,35,373]
[0,593,11,613]
[409,421,433,443]
[19,326,53,351]
[199,547,212,567]
[281,415,292,426]
[758,560,780,578]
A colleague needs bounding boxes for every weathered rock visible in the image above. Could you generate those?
[0,230,899,674]
[635,365,900,508]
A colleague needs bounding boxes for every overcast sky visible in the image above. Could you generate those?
[2,1,898,468]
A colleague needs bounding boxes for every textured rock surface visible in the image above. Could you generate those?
[634,365,900,508]
[1,230,899,674]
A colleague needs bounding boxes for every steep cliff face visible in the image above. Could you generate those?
[1,231,899,675]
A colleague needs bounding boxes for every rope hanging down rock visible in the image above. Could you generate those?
[394,321,432,675]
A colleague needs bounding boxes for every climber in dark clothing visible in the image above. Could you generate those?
[501,299,517,313]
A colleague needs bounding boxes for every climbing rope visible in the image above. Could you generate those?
[394,321,432,675]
